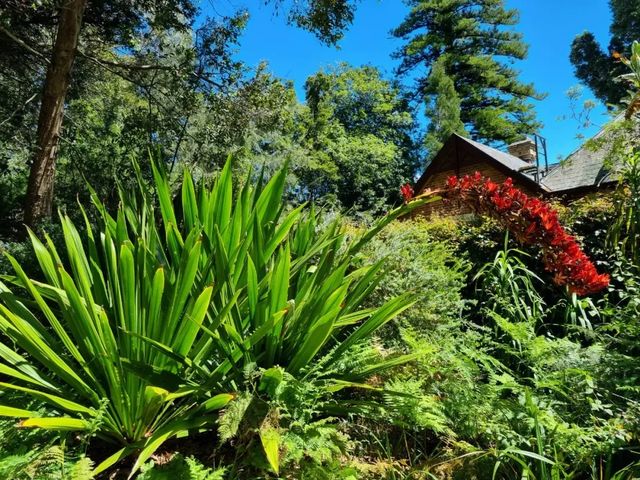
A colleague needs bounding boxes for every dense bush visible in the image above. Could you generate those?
[2,162,639,479]
[360,218,469,331]
[338,176,640,479]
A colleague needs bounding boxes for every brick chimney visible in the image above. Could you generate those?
[507,138,537,163]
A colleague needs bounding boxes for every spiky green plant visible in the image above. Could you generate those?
[607,150,640,266]
[136,160,436,474]
[0,158,436,477]
[126,160,437,388]
[474,236,545,329]
[0,183,235,475]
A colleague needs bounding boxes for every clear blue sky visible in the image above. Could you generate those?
[203,0,615,163]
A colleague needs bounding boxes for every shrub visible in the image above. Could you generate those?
[359,218,468,333]
[442,173,609,295]
[137,455,226,480]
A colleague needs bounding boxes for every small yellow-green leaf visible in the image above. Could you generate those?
[201,393,235,412]
[260,425,280,474]
[20,417,90,430]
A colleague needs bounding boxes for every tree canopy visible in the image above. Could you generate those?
[392,0,544,150]
[302,64,419,212]
[0,0,361,225]
[570,0,640,106]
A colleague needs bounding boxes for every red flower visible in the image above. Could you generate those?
[485,180,498,194]
[443,173,609,296]
[400,183,414,203]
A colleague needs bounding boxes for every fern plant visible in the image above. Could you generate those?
[137,454,226,480]
[0,445,95,480]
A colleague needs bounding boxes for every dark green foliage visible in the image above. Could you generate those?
[570,32,628,107]
[137,455,225,480]
[303,64,420,211]
[570,0,640,106]
[393,0,544,145]
[275,0,359,45]
[0,0,362,229]
[423,58,467,159]
[0,153,28,237]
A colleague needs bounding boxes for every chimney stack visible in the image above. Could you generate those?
[508,138,537,163]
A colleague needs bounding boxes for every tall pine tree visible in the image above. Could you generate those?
[393,0,544,147]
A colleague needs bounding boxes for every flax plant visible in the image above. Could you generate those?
[0,158,436,476]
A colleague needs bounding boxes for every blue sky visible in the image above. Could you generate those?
[204,0,615,163]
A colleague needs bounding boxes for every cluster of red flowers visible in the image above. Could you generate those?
[399,173,610,296]
[441,172,609,296]
[401,183,414,203]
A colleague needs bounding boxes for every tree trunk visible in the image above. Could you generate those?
[24,0,86,227]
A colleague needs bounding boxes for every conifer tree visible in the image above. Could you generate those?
[423,57,467,158]
[570,0,640,106]
[392,0,544,146]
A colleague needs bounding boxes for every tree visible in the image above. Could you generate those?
[1,0,199,226]
[23,0,86,227]
[392,0,544,146]
[275,0,359,45]
[302,64,419,211]
[423,57,467,158]
[570,0,640,106]
[0,0,360,227]
[178,63,305,171]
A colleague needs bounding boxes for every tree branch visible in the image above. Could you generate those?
[0,25,51,64]
[0,92,38,127]
[77,50,176,71]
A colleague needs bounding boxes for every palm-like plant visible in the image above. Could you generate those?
[151,161,438,391]
[0,193,234,476]
[0,159,436,476]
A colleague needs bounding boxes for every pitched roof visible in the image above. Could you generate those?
[415,134,548,193]
[462,136,533,173]
[417,123,624,195]
[539,126,618,193]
